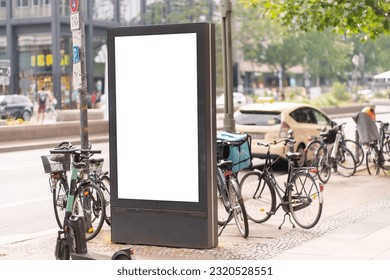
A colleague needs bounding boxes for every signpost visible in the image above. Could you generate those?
[69,0,89,149]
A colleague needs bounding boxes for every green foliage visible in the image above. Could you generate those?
[239,0,390,40]
[309,82,350,107]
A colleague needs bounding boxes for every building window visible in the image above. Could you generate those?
[92,0,114,21]
[0,0,5,19]
[120,0,142,26]
[59,0,70,16]
[17,33,53,100]
[13,0,51,17]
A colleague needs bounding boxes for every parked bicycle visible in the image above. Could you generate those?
[365,120,390,175]
[78,148,111,226]
[305,123,357,183]
[216,139,249,238]
[240,130,324,229]
[41,143,106,244]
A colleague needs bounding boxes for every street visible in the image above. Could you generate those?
[0,142,109,244]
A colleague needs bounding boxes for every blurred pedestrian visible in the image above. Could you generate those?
[37,87,50,123]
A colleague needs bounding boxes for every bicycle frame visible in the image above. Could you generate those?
[254,139,299,213]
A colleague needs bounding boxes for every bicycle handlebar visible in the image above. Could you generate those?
[257,137,295,147]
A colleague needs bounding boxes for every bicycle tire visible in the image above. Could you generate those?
[52,176,69,229]
[73,183,106,241]
[98,175,111,226]
[344,139,364,167]
[289,172,323,229]
[380,138,390,171]
[315,145,331,183]
[227,179,249,238]
[240,171,276,223]
[366,146,380,175]
[304,140,321,167]
[334,146,356,177]
[217,187,233,226]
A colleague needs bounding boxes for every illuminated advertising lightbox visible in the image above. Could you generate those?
[108,23,217,248]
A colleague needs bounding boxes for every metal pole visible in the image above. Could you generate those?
[220,0,235,132]
[79,0,89,149]
[70,0,89,149]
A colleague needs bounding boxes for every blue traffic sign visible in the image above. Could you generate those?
[73,46,80,63]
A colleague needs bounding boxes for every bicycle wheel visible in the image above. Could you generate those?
[315,145,331,183]
[380,138,390,171]
[344,139,364,167]
[73,183,106,241]
[98,175,111,226]
[289,172,323,229]
[240,171,276,223]
[217,187,232,226]
[227,179,249,238]
[366,146,380,175]
[52,176,69,229]
[304,140,321,167]
[334,146,356,177]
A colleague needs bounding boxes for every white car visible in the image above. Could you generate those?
[235,102,334,167]
[216,92,247,109]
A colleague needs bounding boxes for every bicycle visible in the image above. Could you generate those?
[216,139,249,238]
[240,131,324,229]
[41,144,106,244]
[79,148,111,226]
[305,124,357,183]
[365,120,390,175]
[305,122,364,168]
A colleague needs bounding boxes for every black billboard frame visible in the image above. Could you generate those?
[107,23,217,249]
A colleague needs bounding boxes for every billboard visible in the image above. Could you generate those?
[108,23,217,249]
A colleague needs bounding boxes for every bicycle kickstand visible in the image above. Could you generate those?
[218,212,232,236]
[278,213,296,230]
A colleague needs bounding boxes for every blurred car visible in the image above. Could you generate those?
[358,89,374,100]
[216,92,247,109]
[0,94,34,121]
[235,102,334,167]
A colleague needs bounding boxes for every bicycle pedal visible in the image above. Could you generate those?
[87,227,94,233]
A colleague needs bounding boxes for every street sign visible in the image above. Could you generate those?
[69,0,79,13]
[70,12,80,31]
[72,30,81,46]
[73,61,82,90]
[73,46,80,63]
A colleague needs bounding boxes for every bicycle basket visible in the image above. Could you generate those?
[320,129,337,144]
[41,154,71,173]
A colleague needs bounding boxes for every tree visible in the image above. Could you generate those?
[300,30,352,86]
[235,6,305,92]
[239,0,390,39]
[235,4,351,89]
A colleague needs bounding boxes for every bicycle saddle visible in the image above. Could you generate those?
[286,152,302,160]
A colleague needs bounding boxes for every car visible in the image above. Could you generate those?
[235,102,334,167]
[0,94,34,121]
[216,92,247,109]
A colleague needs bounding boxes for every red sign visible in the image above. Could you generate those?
[69,0,79,13]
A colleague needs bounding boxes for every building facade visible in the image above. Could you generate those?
[0,0,215,109]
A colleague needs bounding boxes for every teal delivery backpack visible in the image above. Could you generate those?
[216,131,252,173]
